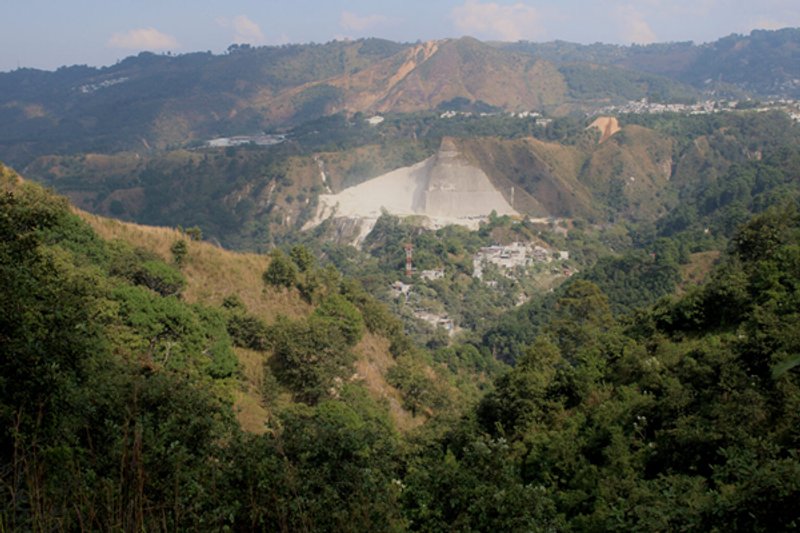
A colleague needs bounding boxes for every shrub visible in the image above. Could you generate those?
[134,260,186,296]
[263,249,297,288]
[170,238,188,267]
[313,293,365,347]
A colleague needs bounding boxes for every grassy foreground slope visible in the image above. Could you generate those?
[3,161,800,530]
[1,162,490,530]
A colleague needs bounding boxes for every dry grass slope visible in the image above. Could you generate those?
[78,211,313,433]
[78,208,424,432]
[581,125,676,220]
[457,136,597,218]
[353,333,426,431]
[78,210,310,320]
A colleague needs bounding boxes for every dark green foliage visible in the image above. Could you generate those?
[339,277,404,339]
[583,249,681,316]
[560,63,698,103]
[133,259,186,296]
[185,225,203,241]
[291,84,344,124]
[267,315,355,403]
[403,433,562,532]
[226,310,269,351]
[112,285,236,378]
[218,388,404,531]
[290,243,315,272]
[0,179,239,529]
[505,28,800,99]
[433,342,502,375]
[263,248,298,288]
[170,238,188,266]
[422,204,800,531]
[314,293,365,346]
[107,240,188,296]
[0,190,107,448]
[107,239,159,278]
[387,355,456,416]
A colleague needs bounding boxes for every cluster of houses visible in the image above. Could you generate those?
[388,241,573,335]
[438,109,553,127]
[389,281,455,334]
[206,134,286,148]
[77,77,129,94]
[413,311,456,334]
[593,98,800,122]
[472,242,568,279]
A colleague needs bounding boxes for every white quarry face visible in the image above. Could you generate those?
[305,138,519,241]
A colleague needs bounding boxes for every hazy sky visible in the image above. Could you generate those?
[3,0,799,72]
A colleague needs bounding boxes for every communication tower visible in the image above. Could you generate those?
[404,243,414,277]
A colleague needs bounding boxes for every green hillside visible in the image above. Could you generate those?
[3,161,799,530]
[5,31,769,167]
[1,164,504,529]
[504,28,800,99]
[3,28,800,530]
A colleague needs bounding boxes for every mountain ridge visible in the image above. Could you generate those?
[3,29,798,164]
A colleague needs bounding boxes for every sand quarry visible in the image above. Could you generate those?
[305,138,518,243]
[588,116,621,143]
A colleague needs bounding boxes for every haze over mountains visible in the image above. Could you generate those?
[3,16,800,530]
[1,29,798,164]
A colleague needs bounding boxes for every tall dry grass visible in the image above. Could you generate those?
[78,211,310,320]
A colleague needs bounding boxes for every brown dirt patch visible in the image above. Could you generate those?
[587,116,621,143]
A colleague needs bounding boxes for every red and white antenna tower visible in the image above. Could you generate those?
[404,243,414,277]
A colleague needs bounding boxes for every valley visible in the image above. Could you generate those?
[2,27,800,531]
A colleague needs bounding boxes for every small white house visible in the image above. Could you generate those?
[419,268,445,281]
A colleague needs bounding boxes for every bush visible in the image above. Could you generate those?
[267,315,354,403]
[313,294,365,347]
[227,312,269,350]
[170,238,188,266]
[263,249,297,288]
[134,260,186,296]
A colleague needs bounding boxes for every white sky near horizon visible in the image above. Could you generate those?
[2,0,798,72]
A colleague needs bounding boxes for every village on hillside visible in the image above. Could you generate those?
[390,240,574,336]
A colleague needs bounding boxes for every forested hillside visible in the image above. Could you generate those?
[503,28,800,99]
[409,204,800,530]
[0,165,498,530]
[2,159,799,530]
[2,29,798,167]
[3,26,800,531]
[12,109,797,252]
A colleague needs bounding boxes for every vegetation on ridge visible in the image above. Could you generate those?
[2,28,800,530]
[3,160,800,530]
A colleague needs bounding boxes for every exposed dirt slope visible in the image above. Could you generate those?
[263,37,569,121]
[455,136,596,218]
[587,116,621,143]
[580,125,676,220]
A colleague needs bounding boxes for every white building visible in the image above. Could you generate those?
[472,242,555,278]
[390,281,412,300]
[419,268,445,281]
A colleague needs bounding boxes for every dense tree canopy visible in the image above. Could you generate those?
[2,157,800,530]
